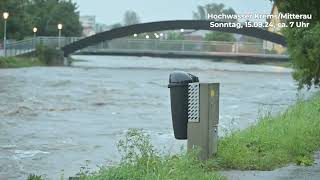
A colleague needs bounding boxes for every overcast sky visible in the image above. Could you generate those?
[73,0,273,25]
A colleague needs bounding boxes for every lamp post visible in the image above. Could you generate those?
[57,23,63,48]
[33,27,37,48]
[3,12,9,57]
[33,27,37,38]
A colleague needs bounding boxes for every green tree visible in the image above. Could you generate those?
[204,31,235,42]
[271,0,320,89]
[0,0,82,40]
[123,10,140,26]
[0,0,32,40]
[110,23,122,29]
[167,32,184,40]
[193,3,236,22]
[194,3,237,42]
[240,35,263,43]
[27,0,82,37]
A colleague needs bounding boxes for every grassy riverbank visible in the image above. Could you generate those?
[0,46,67,68]
[0,57,45,68]
[263,61,292,68]
[209,92,320,170]
[206,58,292,68]
[28,92,320,180]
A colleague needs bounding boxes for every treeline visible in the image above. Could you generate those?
[272,0,320,89]
[0,0,82,40]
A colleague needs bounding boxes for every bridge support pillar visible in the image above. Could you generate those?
[63,57,68,66]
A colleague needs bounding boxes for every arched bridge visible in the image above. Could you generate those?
[62,20,287,57]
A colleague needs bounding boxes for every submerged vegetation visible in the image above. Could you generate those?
[0,46,66,68]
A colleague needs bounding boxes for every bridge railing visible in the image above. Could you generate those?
[2,36,82,57]
[79,39,286,55]
[2,37,287,57]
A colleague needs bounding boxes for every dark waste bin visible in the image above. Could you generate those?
[168,71,199,139]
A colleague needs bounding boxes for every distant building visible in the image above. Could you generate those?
[80,16,96,37]
[264,4,286,54]
[95,23,110,33]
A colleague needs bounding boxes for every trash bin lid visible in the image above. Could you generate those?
[168,71,199,88]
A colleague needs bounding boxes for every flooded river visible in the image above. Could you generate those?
[0,56,308,179]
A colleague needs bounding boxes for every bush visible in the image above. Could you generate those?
[36,45,65,66]
[27,174,44,180]
[167,32,185,40]
[285,24,320,89]
[205,32,235,42]
[0,56,44,68]
[272,0,320,89]
[79,129,224,180]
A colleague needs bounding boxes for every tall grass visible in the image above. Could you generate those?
[0,57,45,68]
[208,93,320,170]
[79,129,225,180]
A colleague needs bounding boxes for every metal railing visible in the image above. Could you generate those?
[1,36,81,57]
[1,37,287,57]
[80,39,287,55]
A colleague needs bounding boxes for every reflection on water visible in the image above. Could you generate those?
[0,56,309,179]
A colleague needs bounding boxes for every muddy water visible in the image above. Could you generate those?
[0,56,308,179]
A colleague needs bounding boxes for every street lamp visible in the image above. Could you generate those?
[57,23,63,48]
[3,12,9,57]
[154,33,159,39]
[33,27,38,48]
[33,27,38,37]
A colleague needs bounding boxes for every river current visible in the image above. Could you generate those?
[0,56,308,179]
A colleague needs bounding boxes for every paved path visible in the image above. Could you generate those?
[221,152,320,180]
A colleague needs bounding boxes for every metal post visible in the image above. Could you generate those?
[155,39,158,51]
[187,83,220,160]
[33,32,36,49]
[236,42,239,54]
[4,19,7,57]
[144,39,147,51]
[58,29,61,48]
[181,40,185,52]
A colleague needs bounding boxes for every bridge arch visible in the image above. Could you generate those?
[62,20,287,57]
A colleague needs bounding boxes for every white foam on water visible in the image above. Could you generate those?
[0,144,17,149]
[12,150,50,159]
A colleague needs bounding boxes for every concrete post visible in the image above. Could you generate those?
[187,83,219,160]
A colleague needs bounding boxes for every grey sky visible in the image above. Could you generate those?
[73,0,273,25]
